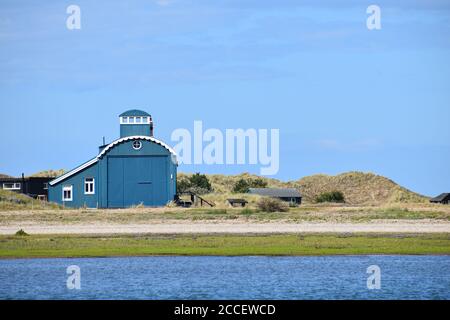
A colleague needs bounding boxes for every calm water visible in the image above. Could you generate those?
[0,256,449,300]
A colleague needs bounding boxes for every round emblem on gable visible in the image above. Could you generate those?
[132,140,142,150]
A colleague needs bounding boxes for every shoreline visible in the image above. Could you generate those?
[3,253,450,261]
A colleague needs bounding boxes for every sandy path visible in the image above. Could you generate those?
[1,220,450,235]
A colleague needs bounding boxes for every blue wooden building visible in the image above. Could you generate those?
[48,110,177,208]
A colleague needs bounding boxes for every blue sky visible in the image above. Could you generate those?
[0,0,449,196]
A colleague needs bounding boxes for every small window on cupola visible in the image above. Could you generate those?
[129,117,135,124]
[122,117,128,123]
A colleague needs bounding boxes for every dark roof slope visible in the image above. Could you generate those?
[249,188,301,198]
[430,193,450,202]
[0,177,53,182]
[119,109,151,117]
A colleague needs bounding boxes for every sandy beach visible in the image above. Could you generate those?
[1,220,450,235]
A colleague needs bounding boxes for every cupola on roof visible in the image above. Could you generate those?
[119,109,154,138]
[119,109,151,117]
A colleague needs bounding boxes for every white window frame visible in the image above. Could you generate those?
[84,178,95,195]
[62,185,73,202]
[120,116,151,125]
[2,182,21,190]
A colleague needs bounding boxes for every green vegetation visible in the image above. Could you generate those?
[176,176,191,194]
[186,171,428,205]
[0,233,449,258]
[15,229,29,236]
[257,197,289,213]
[316,191,345,203]
[177,173,212,194]
[350,207,450,222]
[240,208,256,216]
[0,189,61,211]
[29,169,65,178]
[232,177,268,193]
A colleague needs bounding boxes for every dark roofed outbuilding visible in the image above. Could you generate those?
[0,176,52,199]
[430,193,450,204]
[248,188,302,205]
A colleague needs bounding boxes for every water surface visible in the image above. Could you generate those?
[0,255,449,300]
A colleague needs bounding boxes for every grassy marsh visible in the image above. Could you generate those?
[0,233,449,259]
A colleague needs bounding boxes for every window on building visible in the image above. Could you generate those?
[136,117,142,123]
[84,178,95,195]
[142,117,148,123]
[63,185,73,202]
[43,183,48,190]
[129,117,135,123]
[133,140,142,150]
[122,117,128,123]
[2,183,21,190]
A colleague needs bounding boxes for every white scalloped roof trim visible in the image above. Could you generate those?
[97,135,178,159]
[50,136,177,186]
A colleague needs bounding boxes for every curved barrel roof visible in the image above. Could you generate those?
[119,109,151,117]
[97,135,177,159]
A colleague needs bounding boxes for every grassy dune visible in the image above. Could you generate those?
[0,189,60,211]
[29,169,65,178]
[183,171,429,205]
[1,233,449,258]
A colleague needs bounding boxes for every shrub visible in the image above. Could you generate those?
[177,173,213,195]
[232,179,250,193]
[15,229,29,236]
[177,176,191,194]
[232,178,268,193]
[315,191,345,203]
[251,178,268,188]
[257,197,288,213]
[190,173,212,192]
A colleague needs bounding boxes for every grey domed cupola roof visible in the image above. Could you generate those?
[119,109,151,117]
